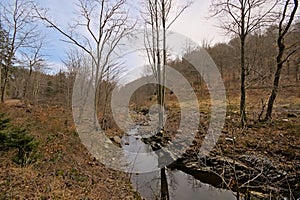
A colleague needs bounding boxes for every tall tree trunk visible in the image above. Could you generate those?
[23,62,33,101]
[0,59,2,103]
[265,61,283,120]
[161,1,169,198]
[265,35,286,120]
[240,25,247,127]
[1,68,8,103]
[162,0,166,121]
[265,0,298,121]
[155,0,163,129]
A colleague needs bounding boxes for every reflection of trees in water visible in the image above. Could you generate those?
[161,168,169,200]
[126,128,233,200]
[132,168,236,200]
[149,181,160,200]
[187,174,204,191]
[167,169,178,191]
[130,169,170,200]
[167,169,205,197]
[130,171,160,200]
[147,173,160,200]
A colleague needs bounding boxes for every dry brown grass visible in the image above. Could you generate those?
[0,105,140,200]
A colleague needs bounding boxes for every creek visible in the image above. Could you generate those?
[121,127,236,200]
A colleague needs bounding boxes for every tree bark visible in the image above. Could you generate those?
[154,0,163,129]
[240,3,247,128]
[23,62,33,101]
[162,0,166,123]
[265,0,298,121]
[0,59,2,103]
[265,61,283,120]
[1,69,8,102]
[240,36,247,127]
[265,37,286,120]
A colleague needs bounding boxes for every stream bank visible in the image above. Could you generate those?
[128,108,300,199]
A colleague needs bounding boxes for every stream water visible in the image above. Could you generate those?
[121,127,236,200]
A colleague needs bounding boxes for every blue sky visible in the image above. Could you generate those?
[1,0,228,73]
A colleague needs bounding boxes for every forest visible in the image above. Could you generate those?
[0,0,299,199]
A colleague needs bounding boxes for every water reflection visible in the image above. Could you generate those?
[122,128,236,200]
[122,127,158,172]
[131,170,235,200]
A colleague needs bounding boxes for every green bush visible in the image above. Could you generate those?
[0,113,11,151]
[0,113,38,166]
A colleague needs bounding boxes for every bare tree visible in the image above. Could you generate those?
[211,0,278,127]
[63,48,85,108]
[21,35,46,103]
[141,1,191,199]
[0,0,39,102]
[264,0,298,121]
[35,0,134,125]
[142,0,191,129]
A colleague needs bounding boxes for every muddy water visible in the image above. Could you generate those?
[122,127,236,200]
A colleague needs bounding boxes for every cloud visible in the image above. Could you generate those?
[170,0,229,45]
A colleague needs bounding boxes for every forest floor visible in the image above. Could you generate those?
[0,103,140,199]
[166,85,300,198]
[0,85,299,199]
[130,84,300,198]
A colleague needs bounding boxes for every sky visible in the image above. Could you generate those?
[2,0,229,73]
